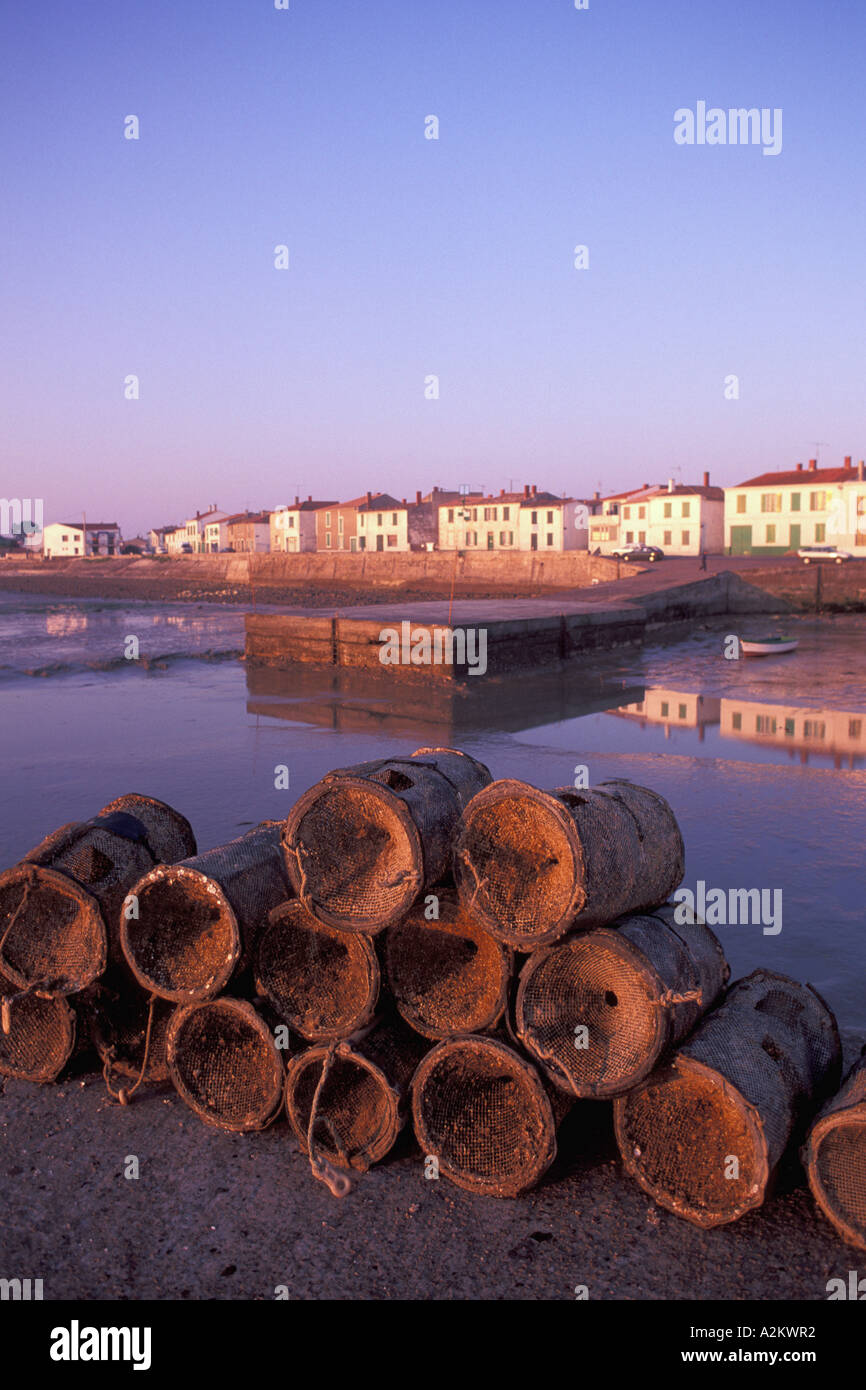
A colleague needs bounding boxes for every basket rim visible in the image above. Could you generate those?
[255,901,380,1042]
[0,862,107,995]
[613,1053,770,1228]
[284,1041,400,1169]
[515,927,669,1098]
[409,1032,558,1196]
[282,776,424,932]
[384,907,512,1042]
[802,1112,866,1251]
[0,987,76,1082]
[120,862,242,1003]
[166,996,285,1132]
[453,779,586,948]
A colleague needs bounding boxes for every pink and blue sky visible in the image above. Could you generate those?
[2,0,864,537]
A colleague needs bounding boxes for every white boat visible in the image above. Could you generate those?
[740,636,799,657]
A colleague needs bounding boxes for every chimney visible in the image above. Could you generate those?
[294,495,299,505]
[808,459,817,471]
[796,462,803,471]
[844,456,852,470]
[667,478,674,493]
[593,490,600,501]
[500,488,505,497]
[366,491,372,505]
[702,470,710,487]
[401,497,407,507]
[531,483,537,497]
[523,484,530,499]
[859,461,865,481]
[307,494,312,502]
[415,490,422,506]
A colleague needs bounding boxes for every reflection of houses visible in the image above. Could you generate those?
[612,688,721,740]
[721,699,865,766]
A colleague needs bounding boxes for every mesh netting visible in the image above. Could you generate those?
[283,748,491,933]
[285,1018,427,1171]
[803,1052,866,1250]
[453,778,684,948]
[122,822,290,1002]
[0,966,76,1082]
[410,1034,560,1196]
[0,794,195,994]
[614,969,842,1227]
[255,899,380,1042]
[516,904,729,1097]
[383,887,512,1040]
[167,998,284,1131]
[98,794,196,864]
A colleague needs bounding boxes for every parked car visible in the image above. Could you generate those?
[611,543,665,562]
[797,545,851,565]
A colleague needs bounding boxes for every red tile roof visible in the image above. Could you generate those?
[734,467,858,487]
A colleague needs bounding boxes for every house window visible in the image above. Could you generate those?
[325,532,331,548]
[546,533,554,546]
[62,534,68,542]
[663,502,672,518]
[499,532,507,546]
[625,531,634,543]
[756,715,777,735]
[678,704,687,719]
[809,492,827,511]
[638,506,646,519]
[760,494,781,513]
[359,515,365,527]
[660,702,669,717]
[448,509,454,523]
[623,507,631,520]
[815,524,826,542]
[765,525,775,543]
[338,515,344,533]
[387,534,398,547]
[731,712,742,730]
[508,531,514,545]
[325,512,331,527]
[681,502,690,518]
[790,493,800,511]
[547,511,553,524]
[377,513,383,526]
[784,719,795,736]
[681,531,690,545]
[663,531,672,546]
[849,719,862,739]
[471,509,478,522]
[484,508,492,521]
[803,720,825,740]
[531,511,538,524]
[391,512,397,525]
[503,507,510,521]
[736,495,747,513]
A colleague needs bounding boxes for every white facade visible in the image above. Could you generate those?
[437,491,585,551]
[355,504,409,552]
[42,523,84,558]
[621,486,724,555]
[724,461,866,555]
[203,518,231,552]
[271,504,320,553]
[183,508,229,553]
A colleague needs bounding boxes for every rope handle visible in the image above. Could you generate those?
[306,1041,352,1199]
[458,849,489,914]
[103,993,157,1106]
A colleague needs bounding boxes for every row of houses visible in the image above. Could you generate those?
[32,456,866,560]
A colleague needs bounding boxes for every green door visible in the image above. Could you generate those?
[730,525,752,555]
[789,523,800,550]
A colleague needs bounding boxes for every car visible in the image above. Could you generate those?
[797,545,851,565]
[610,543,665,562]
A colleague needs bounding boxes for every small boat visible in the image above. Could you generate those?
[740,636,799,657]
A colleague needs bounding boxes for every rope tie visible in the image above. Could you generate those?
[288,843,315,916]
[103,993,157,1106]
[656,988,703,1009]
[459,849,489,914]
[306,1041,352,1199]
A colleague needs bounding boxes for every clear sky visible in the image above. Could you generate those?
[2,0,864,536]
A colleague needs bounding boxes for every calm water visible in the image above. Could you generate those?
[1,592,864,1044]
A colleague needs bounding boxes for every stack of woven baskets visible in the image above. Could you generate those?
[1,747,862,1250]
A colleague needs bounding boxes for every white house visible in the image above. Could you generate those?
[437,485,586,551]
[42,521,122,558]
[628,475,724,555]
[724,458,865,556]
[183,506,229,554]
[588,485,660,554]
[270,498,337,553]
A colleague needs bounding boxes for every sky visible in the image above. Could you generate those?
[2,0,865,537]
